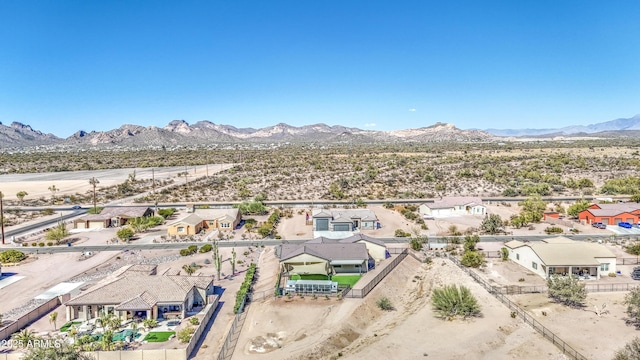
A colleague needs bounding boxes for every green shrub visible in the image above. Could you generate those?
[394,229,410,237]
[376,297,394,311]
[177,326,195,343]
[234,263,257,313]
[460,251,484,268]
[431,285,481,320]
[547,275,586,308]
[38,242,45,247]
[0,249,27,263]
[544,226,563,235]
[199,244,212,253]
[189,317,200,325]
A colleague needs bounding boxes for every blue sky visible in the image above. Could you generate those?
[1,1,639,137]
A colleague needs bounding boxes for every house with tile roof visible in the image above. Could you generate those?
[504,236,616,279]
[279,241,370,276]
[73,206,154,229]
[64,264,214,322]
[311,208,379,236]
[578,203,640,225]
[166,208,241,236]
[419,197,486,218]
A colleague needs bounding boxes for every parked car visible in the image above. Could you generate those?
[619,222,633,229]
[71,205,82,210]
[592,222,603,228]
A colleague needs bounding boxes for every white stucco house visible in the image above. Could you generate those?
[504,237,616,279]
[419,197,486,218]
[312,208,379,238]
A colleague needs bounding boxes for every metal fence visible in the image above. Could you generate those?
[343,249,408,298]
[487,282,640,295]
[618,258,640,265]
[216,310,247,360]
[447,255,588,360]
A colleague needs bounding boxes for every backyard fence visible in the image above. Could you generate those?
[343,249,408,298]
[0,295,64,341]
[216,309,248,360]
[186,296,219,358]
[447,255,588,360]
[618,258,640,265]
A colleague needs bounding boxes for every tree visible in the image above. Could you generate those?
[16,191,28,205]
[518,194,546,223]
[547,275,586,307]
[463,235,480,252]
[143,318,157,330]
[625,288,640,328]
[116,227,135,242]
[11,329,38,346]
[100,329,116,351]
[613,337,640,360]
[89,177,100,212]
[47,185,59,205]
[631,193,640,203]
[461,250,484,268]
[182,264,196,276]
[480,214,504,234]
[567,199,591,218]
[49,312,58,331]
[45,223,69,243]
[431,285,481,320]
[22,341,93,360]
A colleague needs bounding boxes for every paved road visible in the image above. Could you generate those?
[10,233,620,254]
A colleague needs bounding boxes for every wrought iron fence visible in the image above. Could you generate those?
[343,249,408,298]
[447,255,588,360]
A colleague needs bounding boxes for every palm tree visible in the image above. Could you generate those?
[22,341,94,360]
[100,329,116,351]
[12,329,38,347]
[142,318,157,331]
[89,177,100,212]
[49,312,58,331]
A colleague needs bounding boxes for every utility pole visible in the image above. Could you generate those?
[184,165,189,201]
[89,177,100,213]
[0,191,5,245]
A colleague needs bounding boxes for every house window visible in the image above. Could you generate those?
[532,262,538,270]
[221,223,230,228]
[177,227,185,233]
[516,253,520,260]
[600,263,609,271]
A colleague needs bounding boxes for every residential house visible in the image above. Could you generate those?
[279,242,369,276]
[312,208,379,234]
[504,236,616,279]
[73,207,154,229]
[166,208,241,236]
[578,203,640,225]
[419,197,486,218]
[64,264,214,322]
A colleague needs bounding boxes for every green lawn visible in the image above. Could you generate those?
[290,274,361,287]
[332,275,362,287]
[60,321,81,332]
[143,331,175,343]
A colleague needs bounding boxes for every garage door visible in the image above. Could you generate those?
[602,218,609,225]
[334,224,351,231]
[75,222,86,229]
[614,218,622,224]
[316,219,329,231]
[88,221,104,229]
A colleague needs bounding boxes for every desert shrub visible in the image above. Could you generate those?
[431,285,481,319]
[461,251,484,268]
[177,326,195,343]
[626,243,640,256]
[157,208,177,218]
[0,250,26,263]
[500,247,509,261]
[547,275,586,308]
[376,297,394,311]
[624,288,640,328]
[199,244,212,253]
[38,242,45,247]
[410,235,427,251]
[116,227,134,241]
[394,229,410,237]
[544,226,563,235]
[480,214,504,234]
[45,223,69,241]
[189,317,200,325]
[613,337,640,360]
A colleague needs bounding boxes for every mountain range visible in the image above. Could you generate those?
[484,114,640,136]
[0,114,639,149]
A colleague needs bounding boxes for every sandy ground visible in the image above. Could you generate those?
[0,164,229,201]
[233,256,566,360]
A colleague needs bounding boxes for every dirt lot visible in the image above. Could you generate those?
[233,256,566,360]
